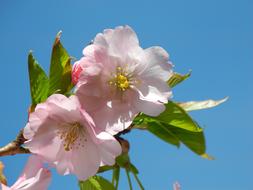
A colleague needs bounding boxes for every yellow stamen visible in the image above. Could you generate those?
[117,74,129,90]
[108,67,130,91]
[60,123,83,151]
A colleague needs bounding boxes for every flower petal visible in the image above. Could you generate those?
[94,25,139,57]
[71,141,100,181]
[91,100,138,135]
[46,94,82,123]
[24,123,62,162]
[134,95,166,116]
[11,156,51,190]
[141,46,173,81]
[135,79,172,103]
[96,132,122,166]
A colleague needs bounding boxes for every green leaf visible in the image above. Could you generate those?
[146,121,205,155]
[161,123,206,155]
[178,97,228,112]
[147,121,180,147]
[152,101,202,132]
[48,31,73,96]
[79,176,116,190]
[167,71,191,88]
[28,52,49,105]
[135,101,208,155]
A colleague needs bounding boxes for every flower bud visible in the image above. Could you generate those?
[72,61,83,85]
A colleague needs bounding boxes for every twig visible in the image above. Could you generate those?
[0,129,30,157]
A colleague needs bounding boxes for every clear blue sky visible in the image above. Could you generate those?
[0,0,252,189]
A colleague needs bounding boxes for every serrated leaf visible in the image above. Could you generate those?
[167,71,191,88]
[178,97,228,112]
[147,121,180,147]
[79,176,116,190]
[48,31,73,96]
[152,101,202,132]
[28,52,49,105]
[0,161,7,185]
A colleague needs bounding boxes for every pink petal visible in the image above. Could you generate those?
[24,123,62,162]
[141,46,173,81]
[76,92,107,113]
[46,94,82,123]
[91,100,138,135]
[134,96,166,116]
[11,156,51,190]
[17,156,44,179]
[53,145,73,176]
[94,25,140,57]
[96,132,122,166]
[71,141,100,181]
[135,80,171,103]
[12,169,51,190]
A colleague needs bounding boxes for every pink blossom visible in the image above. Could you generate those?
[1,156,51,190]
[173,182,181,190]
[23,94,122,181]
[73,25,173,135]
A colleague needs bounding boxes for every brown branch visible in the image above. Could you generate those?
[0,129,30,157]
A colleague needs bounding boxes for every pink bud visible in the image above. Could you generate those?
[173,182,181,190]
[72,61,83,85]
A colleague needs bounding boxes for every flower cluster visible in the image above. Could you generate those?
[1,25,173,189]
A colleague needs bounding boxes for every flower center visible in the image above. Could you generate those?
[58,122,86,151]
[109,67,130,91]
[116,74,130,90]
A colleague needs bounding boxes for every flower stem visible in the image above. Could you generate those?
[133,173,145,190]
[125,169,133,190]
[115,168,120,190]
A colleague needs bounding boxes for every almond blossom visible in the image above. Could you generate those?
[1,156,51,190]
[73,25,173,135]
[23,94,122,180]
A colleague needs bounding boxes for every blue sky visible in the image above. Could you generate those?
[0,0,252,189]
